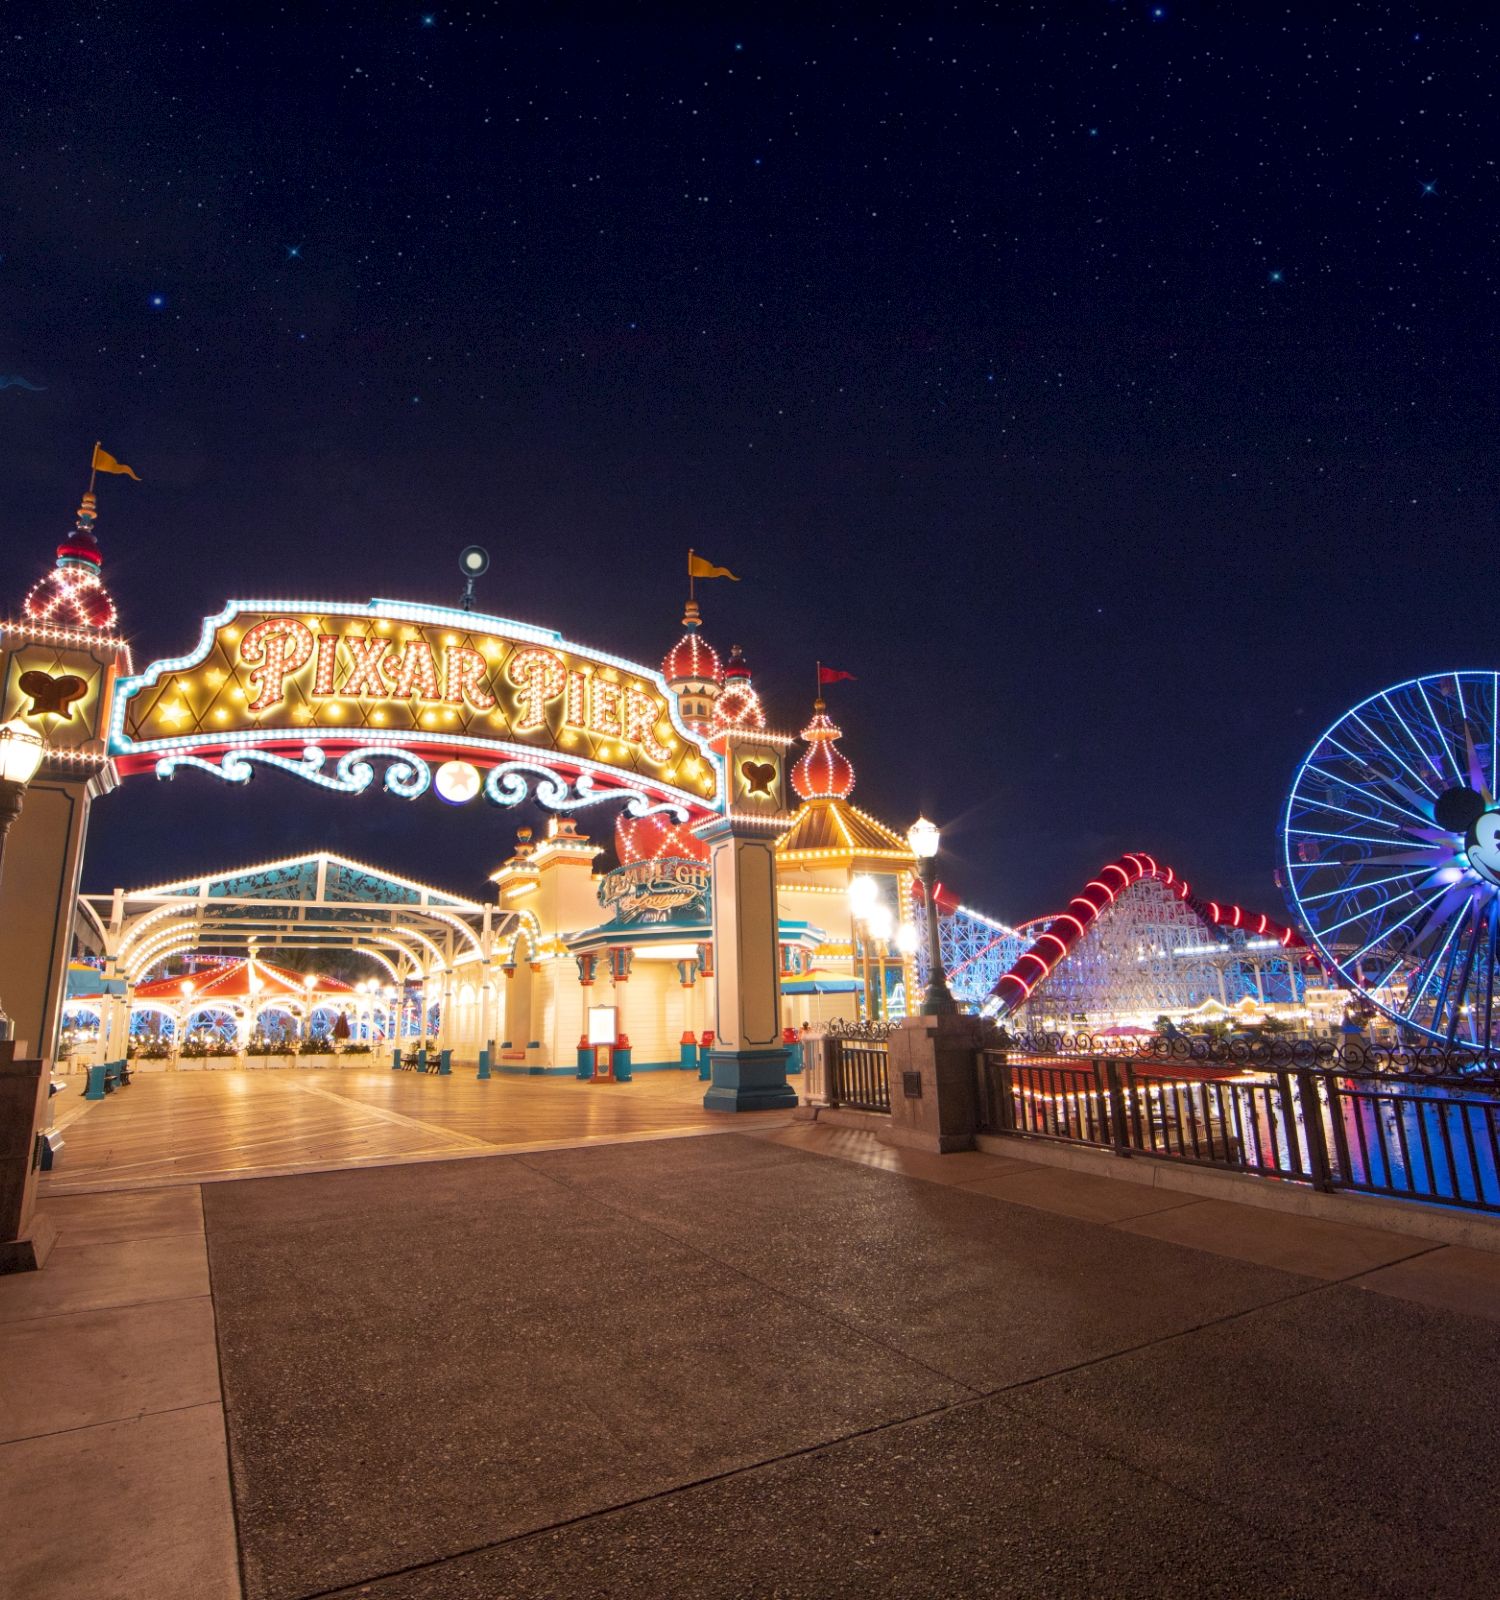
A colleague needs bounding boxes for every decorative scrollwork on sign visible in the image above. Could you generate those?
[155,744,432,799]
[333,746,432,799]
[619,795,691,823]
[482,760,687,819]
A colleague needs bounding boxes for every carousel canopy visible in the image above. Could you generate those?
[134,956,356,1003]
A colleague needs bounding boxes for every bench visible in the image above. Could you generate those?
[82,1059,130,1102]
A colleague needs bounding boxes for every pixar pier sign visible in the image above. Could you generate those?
[108,598,722,819]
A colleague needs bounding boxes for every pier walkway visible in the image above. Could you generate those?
[5,1118,1500,1598]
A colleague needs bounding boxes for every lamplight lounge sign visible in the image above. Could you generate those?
[599,858,710,925]
[108,598,722,813]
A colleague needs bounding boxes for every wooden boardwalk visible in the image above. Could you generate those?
[43,1068,791,1193]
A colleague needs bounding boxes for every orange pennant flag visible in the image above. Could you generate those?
[688,551,739,581]
[92,443,141,482]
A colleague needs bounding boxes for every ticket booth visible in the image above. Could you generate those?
[587,1005,617,1081]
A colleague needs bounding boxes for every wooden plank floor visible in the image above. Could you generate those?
[42,1068,792,1193]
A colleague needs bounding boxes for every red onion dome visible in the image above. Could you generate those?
[56,531,103,571]
[22,492,118,629]
[661,598,723,687]
[791,699,855,801]
[24,571,117,629]
[615,809,710,865]
[710,644,766,735]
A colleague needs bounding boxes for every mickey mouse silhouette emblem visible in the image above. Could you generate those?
[18,669,88,721]
[1435,785,1500,887]
[739,759,777,799]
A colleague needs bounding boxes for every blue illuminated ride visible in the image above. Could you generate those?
[1283,671,1500,1050]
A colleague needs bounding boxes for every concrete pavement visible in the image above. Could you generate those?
[5,1120,1500,1598]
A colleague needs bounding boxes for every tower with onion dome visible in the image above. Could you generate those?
[708,644,766,742]
[774,696,919,1025]
[23,492,119,631]
[660,598,722,733]
[613,598,725,867]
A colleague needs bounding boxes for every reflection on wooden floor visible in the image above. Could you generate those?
[43,1068,792,1193]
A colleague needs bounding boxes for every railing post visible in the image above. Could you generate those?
[989,1051,1015,1134]
[1103,1058,1131,1157]
[1294,1068,1334,1192]
[885,1015,985,1153]
[827,1039,843,1109]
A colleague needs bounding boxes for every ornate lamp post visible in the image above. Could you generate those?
[907,817,957,1016]
[0,720,47,1040]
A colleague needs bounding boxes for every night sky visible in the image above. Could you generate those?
[3,5,1494,927]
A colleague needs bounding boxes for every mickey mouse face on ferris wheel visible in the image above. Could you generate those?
[1434,786,1500,888]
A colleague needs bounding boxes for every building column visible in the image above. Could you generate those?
[436,970,453,1051]
[676,958,700,1069]
[478,975,495,1059]
[608,947,633,1080]
[574,954,598,1077]
[0,767,114,1060]
[700,816,796,1112]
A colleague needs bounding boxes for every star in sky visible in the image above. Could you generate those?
[285,244,303,259]
[1268,269,1284,284]
[149,293,166,308]
[1420,180,1438,197]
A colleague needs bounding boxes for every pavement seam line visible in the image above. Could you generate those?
[963,1240,1454,1404]
[298,1325,1330,1600]
[300,1393,990,1600]
[284,1080,493,1148]
[0,1288,213,1327]
[201,1182,256,1600]
[511,1141,988,1399]
[0,1394,227,1450]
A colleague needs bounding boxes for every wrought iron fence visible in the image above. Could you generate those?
[980,1048,1500,1213]
[997,1030,1500,1085]
[826,1033,891,1114]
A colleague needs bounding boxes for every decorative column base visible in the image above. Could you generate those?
[0,1046,57,1274]
[703,1046,797,1112]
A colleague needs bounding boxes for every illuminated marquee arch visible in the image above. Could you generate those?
[108,597,723,822]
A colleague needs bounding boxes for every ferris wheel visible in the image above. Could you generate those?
[1283,670,1500,1050]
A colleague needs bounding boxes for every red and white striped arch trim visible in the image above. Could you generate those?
[993,852,1305,1012]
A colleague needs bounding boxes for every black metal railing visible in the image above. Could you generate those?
[980,1048,1500,1213]
[827,1035,891,1114]
[997,1030,1500,1083]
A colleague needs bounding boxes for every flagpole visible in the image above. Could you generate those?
[688,548,695,602]
[815,660,821,703]
[88,440,100,496]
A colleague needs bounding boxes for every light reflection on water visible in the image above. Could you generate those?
[1240,1079,1500,1208]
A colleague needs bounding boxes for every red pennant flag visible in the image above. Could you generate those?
[817,666,857,685]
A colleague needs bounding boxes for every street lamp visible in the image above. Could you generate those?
[907,816,957,1016]
[0,720,47,1041]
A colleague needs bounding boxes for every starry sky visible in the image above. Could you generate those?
[2,4,1495,925]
